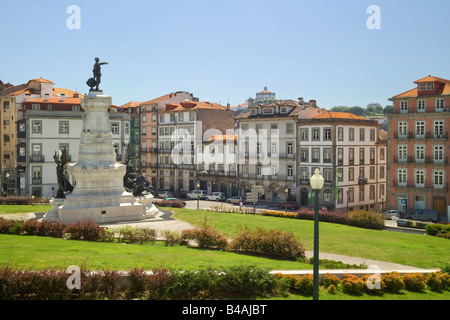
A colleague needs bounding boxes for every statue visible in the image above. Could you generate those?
[86,57,108,91]
[53,149,74,198]
[122,144,153,196]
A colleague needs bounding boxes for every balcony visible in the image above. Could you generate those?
[358,177,368,185]
[29,155,45,163]
[392,179,448,191]
[32,178,42,185]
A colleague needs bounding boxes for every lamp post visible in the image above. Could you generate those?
[310,168,324,300]
[284,187,289,214]
[197,182,200,209]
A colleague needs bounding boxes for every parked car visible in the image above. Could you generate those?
[405,209,441,223]
[382,210,400,220]
[227,196,244,204]
[279,201,299,210]
[158,191,173,198]
[206,192,226,202]
[165,197,186,207]
[186,190,207,200]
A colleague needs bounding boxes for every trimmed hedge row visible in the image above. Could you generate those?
[262,209,385,230]
[276,271,450,296]
[0,265,287,300]
[426,223,450,239]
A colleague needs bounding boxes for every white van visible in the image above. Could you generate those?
[206,192,225,202]
[187,190,207,199]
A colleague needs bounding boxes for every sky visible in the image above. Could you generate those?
[1,0,450,109]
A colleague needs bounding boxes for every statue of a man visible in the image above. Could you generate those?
[53,149,73,198]
[92,57,108,91]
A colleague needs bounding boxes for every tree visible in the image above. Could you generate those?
[383,105,394,114]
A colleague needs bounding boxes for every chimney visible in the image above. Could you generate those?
[60,94,66,102]
[44,93,49,101]
[298,97,304,105]
[226,103,230,110]
[309,100,317,108]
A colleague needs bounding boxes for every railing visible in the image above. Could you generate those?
[392,179,448,190]
[29,155,45,162]
[394,131,448,140]
[32,178,42,185]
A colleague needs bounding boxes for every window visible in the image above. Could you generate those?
[287,143,294,155]
[286,123,294,134]
[398,145,407,162]
[159,114,164,123]
[323,148,332,163]
[19,146,25,157]
[125,122,129,134]
[72,105,80,112]
[337,127,343,141]
[300,148,309,162]
[312,148,320,163]
[370,148,375,164]
[349,128,354,141]
[301,129,308,141]
[337,148,343,165]
[436,99,445,111]
[370,129,375,141]
[415,145,425,162]
[434,170,444,188]
[349,167,354,181]
[189,112,195,121]
[370,166,375,180]
[32,104,40,110]
[398,121,408,138]
[380,148,385,160]
[111,122,119,134]
[312,128,320,141]
[400,101,408,113]
[434,145,444,163]
[426,82,434,90]
[142,115,147,122]
[271,143,278,155]
[338,168,343,182]
[370,185,375,200]
[417,100,426,112]
[250,109,257,115]
[47,105,52,111]
[349,148,354,165]
[348,187,354,202]
[59,121,69,133]
[359,188,365,202]
[257,143,262,155]
[380,166,385,179]
[416,121,425,138]
[434,120,445,138]
[263,108,273,114]
[178,113,184,121]
[359,128,365,141]
[415,170,425,187]
[359,148,365,164]
[338,188,343,204]
[398,169,407,185]
[287,165,293,177]
[324,128,331,141]
[271,123,278,130]
[324,190,332,203]
[32,121,42,133]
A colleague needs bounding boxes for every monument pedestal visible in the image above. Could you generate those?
[46,90,148,225]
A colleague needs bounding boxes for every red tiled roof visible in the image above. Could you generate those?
[313,111,363,120]
[391,75,450,99]
[162,101,226,112]
[27,77,55,85]
[23,96,81,105]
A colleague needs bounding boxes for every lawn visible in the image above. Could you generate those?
[169,208,450,269]
[0,234,313,271]
[0,204,51,214]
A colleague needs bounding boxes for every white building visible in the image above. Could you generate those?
[18,96,130,198]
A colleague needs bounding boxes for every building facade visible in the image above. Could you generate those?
[387,75,450,221]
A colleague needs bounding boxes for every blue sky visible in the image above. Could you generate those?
[1,0,450,108]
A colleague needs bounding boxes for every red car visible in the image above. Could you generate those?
[279,201,299,210]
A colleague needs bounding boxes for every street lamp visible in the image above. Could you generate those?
[310,168,324,300]
[197,182,200,209]
[284,187,289,214]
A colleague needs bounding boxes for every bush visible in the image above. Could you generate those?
[36,221,65,238]
[347,210,385,230]
[147,267,172,299]
[228,226,305,260]
[0,218,13,234]
[152,199,185,208]
[327,284,337,294]
[181,218,228,250]
[322,273,340,288]
[162,230,183,246]
[21,219,39,235]
[402,273,426,292]
[426,272,443,292]
[361,274,384,293]
[64,220,104,241]
[382,272,405,293]
[116,226,156,244]
[341,274,365,295]
[294,274,314,295]
[0,196,34,205]
[426,224,450,238]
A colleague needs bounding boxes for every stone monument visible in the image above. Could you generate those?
[44,58,155,224]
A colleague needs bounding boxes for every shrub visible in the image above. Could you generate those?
[382,272,405,293]
[64,220,104,241]
[147,267,172,299]
[126,267,149,299]
[402,273,426,292]
[341,274,365,295]
[98,270,126,300]
[8,220,23,235]
[21,219,39,235]
[426,272,443,292]
[229,226,305,260]
[294,274,314,295]
[0,218,13,234]
[347,210,385,230]
[327,284,337,294]
[152,199,185,208]
[0,196,34,205]
[181,218,228,250]
[322,273,340,288]
[361,274,384,293]
[426,224,450,238]
[439,272,450,290]
[162,230,183,246]
[36,221,65,238]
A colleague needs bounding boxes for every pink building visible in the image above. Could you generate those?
[387,75,450,221]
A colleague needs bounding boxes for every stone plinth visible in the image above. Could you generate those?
[47,90,146,225]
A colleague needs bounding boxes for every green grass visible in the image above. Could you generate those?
[169,208,450,269]
[0,234,313,271]
[0,204,51,214]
